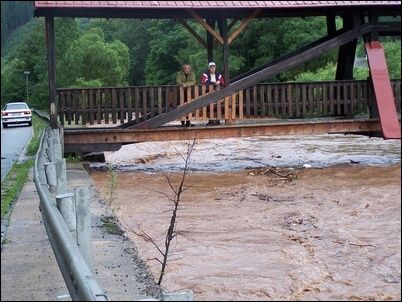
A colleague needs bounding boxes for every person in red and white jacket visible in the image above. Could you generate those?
[201,62,225,86]
[201,62,225,126]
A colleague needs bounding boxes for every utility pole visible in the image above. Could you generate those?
[24,70,30,102]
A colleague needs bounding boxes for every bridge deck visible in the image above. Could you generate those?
[63,117,389,153]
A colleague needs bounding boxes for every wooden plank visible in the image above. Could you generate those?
[142,87,148,121]
[288,84,293,118]
[239,91,244,119]
[209,85,215,119]
[329,82,335,115]
[228,9,261,45]
[231,94,236,119]
[315,83,321,116]
[128,88,133,122]
[81,90,87,125]
[302,84,307,116]
[356,81,362,114]
[281,85,286,118]
[323,83,328,115]
[96,88,101,124]
[172,86,178,109]
[135,87,140,122]
[343,81,349,116]
[66,92,72,125]
[224,96,230,120]
[362,80,368,112]
[59,92,65,125]
[187,86,192,120]
[194,86,200,120]
[245,88,251,117]
[336,83,341,116]
[164,86,170,113]
[119,89,125,124]
[175,16,207,48]
[89,89,94,125]
[253,85,258,117]
[217,94,222,119]
[274,84,279,117]
[267,85,272,116]
[202,85,207,119]
[104,89,109,124]
[111,88,117,124]
[216,85,222,120]
[308,83,314,116]
[150,87,155,118]
[179,86,185,121]
[260,85,266,116]
[295,85,300,118]
[186,9,223,44]
[72,91,78,125]
[158,87,163,115]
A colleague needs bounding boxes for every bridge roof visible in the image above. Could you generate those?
[34,1,401,18]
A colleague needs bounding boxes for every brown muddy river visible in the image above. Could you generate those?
[90,134,401,301]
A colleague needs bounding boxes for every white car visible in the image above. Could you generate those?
[1,102,32,128]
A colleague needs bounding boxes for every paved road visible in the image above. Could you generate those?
[1,120,32,181]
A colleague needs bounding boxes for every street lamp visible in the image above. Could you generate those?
[24,71,30,102]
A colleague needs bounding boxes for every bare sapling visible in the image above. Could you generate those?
[121,139,196,286]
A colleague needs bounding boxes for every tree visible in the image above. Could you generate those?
[145,20,188,85]
[88,18,151,85]
[121,139,196,286]
[1,1,34,52]
[60,27,130,87]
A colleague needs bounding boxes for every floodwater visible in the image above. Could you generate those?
[89,134,401,301]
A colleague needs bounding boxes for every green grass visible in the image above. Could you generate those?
[26,114,49,156]
[1,159,34,219]
[100,215,124,235]
[65,155,81,163]
[1,114,48,220]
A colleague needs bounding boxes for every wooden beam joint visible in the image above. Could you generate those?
[186,9,224,44]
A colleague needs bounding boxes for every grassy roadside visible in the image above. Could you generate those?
[1,114,48,219]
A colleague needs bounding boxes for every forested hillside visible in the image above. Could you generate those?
[1,1,34,52]
[1,3,400,110]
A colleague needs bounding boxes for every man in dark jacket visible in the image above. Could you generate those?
[176,64,196,126]
[201,62,225,125]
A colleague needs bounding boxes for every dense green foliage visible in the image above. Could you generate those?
[1,1,33,52]
[1,4,400,110]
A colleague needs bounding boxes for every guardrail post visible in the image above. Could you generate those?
[44,162,57,193]
[56,192,77,239]
[47,131,55,161]
[74,186,92,270]
[56,158,67,195]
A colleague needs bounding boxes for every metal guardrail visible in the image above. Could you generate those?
[33,127,108,301]
[33,109,51,122]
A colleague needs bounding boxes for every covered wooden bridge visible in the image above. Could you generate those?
[34,1,401,154]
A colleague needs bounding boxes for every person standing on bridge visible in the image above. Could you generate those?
[201,62,225,126]
[176,64,196,127]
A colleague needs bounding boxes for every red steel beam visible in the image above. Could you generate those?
[64,118,383,146]
[365,41,401,139]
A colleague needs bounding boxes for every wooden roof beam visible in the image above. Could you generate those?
[228,9,261,45]
[186,9,223,44]
[175,16,208,48]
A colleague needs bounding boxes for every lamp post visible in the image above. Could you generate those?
[24,71,30,102]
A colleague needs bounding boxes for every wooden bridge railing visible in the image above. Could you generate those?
[57,80,401,126]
